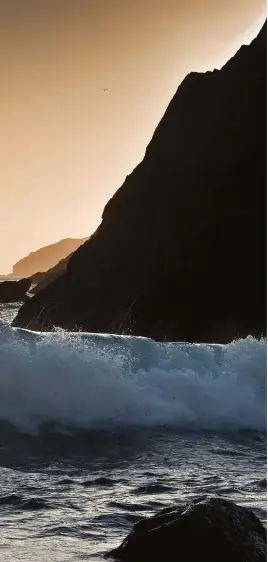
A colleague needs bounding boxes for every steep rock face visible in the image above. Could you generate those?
[13,23,267,341]
[106,497,266,562]
[9,237,88,277]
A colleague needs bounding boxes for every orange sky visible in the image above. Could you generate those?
[0,0,266,273]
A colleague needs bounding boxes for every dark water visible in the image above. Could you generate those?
[0,429,266,561]
[0,305,266,561]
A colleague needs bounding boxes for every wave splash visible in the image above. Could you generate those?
[0,322,266,433]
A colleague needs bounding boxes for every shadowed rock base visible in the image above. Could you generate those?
[0,279,31,303]
[106,497,266,562]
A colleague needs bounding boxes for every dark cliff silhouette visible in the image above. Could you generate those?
[13,23,267,342]
[9,237,88,277]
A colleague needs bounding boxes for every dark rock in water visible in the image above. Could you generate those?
[28,272,43,285]
[106,496,267,562]
[0,278,31,303]
[13,23,267,342]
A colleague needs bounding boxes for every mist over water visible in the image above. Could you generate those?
[0,306,266,561]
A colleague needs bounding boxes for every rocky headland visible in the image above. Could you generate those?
[13,23,267,342]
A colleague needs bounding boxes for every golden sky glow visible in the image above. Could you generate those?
[0,0,266,273]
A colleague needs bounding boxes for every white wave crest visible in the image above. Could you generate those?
[0,322,266,433]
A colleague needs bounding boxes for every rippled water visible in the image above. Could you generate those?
[0,302,21,325]
[0,429,266,561]
[0,304,266,561]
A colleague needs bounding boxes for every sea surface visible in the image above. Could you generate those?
[0,303,266,561]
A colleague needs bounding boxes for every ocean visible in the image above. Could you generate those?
[0,302,266,561]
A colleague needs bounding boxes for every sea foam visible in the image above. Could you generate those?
[0,322,266,433]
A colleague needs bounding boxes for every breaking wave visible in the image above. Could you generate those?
[0,322,266,433]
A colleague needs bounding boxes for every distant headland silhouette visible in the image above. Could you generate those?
[7,237,88,278]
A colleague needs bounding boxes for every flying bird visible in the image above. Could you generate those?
[101,88,108,91]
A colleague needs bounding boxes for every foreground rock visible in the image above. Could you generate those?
[0,279,31,303]
[13,23,266,341]
[106,497,266,562]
